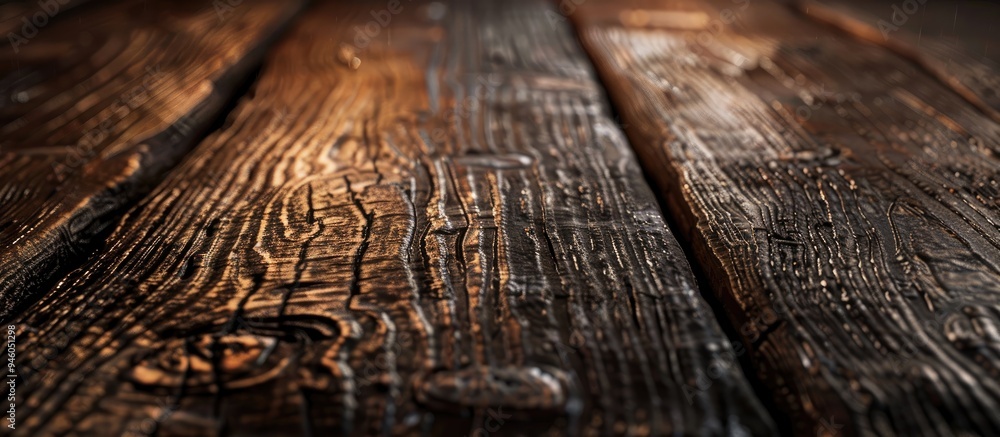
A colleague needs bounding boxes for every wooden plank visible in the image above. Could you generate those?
[0,0,305,319]
[573,0,1000,435]
[797,0,1000,124]
[0,0,91,37]
[8,0,777,435]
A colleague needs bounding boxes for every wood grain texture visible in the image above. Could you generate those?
[574,0,1000,435]
[6,0,778,435]
[0,0,304,319]
[0,0,91,36]
[797,0,1000,124]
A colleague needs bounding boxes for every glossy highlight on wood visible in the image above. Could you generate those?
[574,0,1000,435]
[5,0,773,435]
[3,0,1000,435]
[0,0,305,320]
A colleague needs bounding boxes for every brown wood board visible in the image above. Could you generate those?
[796,0,1000,124]
[0,0,305,319]
[573,0,1000,435]
[7,0,775,435]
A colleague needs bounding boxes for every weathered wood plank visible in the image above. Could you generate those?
[0,0,91,37]
[797,0,1000,124]
[573,0,1000,435]
[7,0,776,435]
[0,0,305,319]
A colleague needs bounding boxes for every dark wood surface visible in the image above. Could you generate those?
[3,0,1000,435]
[0,0,304,320]
[0,0,92,35]
[798,0,1000,124]
[574,0,1000,435]
[6,0,775,435]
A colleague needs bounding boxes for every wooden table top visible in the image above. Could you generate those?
[1,0,998,435]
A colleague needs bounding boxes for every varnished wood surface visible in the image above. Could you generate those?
[0,0,304,320]
[5,0,1000,435]
[7,0,775,435]
[574,0,1000,435]
[797,0,1000,124]
[0,0,92,36]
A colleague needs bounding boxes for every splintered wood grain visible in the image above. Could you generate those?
[797,0,1000,124]
[574,0,1000,435]
[7,0,777,435]
[0,0,304,319]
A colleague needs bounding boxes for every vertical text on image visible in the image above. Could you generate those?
[5,325,15,430]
